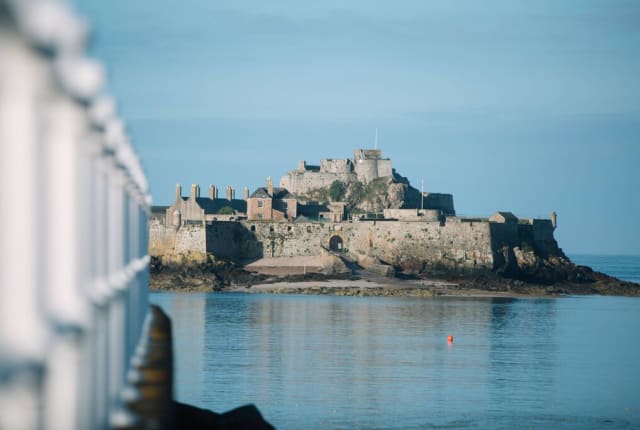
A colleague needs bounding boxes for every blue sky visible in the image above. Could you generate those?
[75,0,640,255]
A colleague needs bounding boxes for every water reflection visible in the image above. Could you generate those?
[151,293,640,429]
[488,298,557,418]
[165,293,206,403]
[174,295,503,427]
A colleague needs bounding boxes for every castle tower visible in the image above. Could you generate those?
[208,184,218,199]
[266,176,273,196]
[243,187,249,201]
[175,183,182,202]
[353,148,392,183]
[190,183,200,198]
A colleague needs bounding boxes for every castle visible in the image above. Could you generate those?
[280,149,393,195]
[149,149,562,277]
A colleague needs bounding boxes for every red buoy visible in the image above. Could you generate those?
[447,335,454,343]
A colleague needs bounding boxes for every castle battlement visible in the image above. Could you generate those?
[281,148,393,194]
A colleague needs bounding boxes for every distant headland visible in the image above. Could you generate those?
[149,148,639,297]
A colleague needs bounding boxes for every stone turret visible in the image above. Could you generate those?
[298,161,306,172]
[353,148,392,184]
[175,183,182,202]
[208,184,218,199]
[243,187,249,201]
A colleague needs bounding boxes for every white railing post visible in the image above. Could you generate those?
[0,2,153,428]
[0,18,49,430]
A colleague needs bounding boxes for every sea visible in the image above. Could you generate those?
[151,254,640,429]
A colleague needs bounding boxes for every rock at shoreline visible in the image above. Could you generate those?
[173,401,274,430]
[149,255,640,297]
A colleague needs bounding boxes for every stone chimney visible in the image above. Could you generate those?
[243,186,249,201]
[190,183,200,198]
[550,211,557,229]
[175,183,182,202]
[226,186,235,201]
[266,176,273,196]
[208,184,218,199]
[298,160,306,172]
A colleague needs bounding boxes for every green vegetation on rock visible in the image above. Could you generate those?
[329,180,346,201]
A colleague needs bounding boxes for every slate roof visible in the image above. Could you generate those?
[194,197,247,214]
[249,187,296,200]
[151,205,169,214]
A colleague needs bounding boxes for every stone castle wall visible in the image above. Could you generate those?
[149,220,207,263]
[382,209,441,221]
[320,159,352,174]
[377,159,393,178]
[280,150,392,195]
[149,216,560,274]
[343,219,495,273]
[280,171,356,196]
[352,158,393,183]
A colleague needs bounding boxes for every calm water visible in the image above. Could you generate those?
[570,254,640,284]
[151,255,640,429]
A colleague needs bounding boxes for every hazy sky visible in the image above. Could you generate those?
[76,0,640,255]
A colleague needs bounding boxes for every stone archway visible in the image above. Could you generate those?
[329,235,343,252]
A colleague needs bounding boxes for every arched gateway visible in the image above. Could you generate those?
[329,235,343,252]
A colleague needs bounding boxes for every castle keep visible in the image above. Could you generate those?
[149,148,562,277]
[280,149,393,195]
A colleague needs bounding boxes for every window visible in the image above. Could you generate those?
[250,225,256,232]
[258,200,264,208]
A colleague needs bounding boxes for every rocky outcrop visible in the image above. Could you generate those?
[149,255,354,292]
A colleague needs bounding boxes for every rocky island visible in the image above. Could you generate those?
[149,148,639,297]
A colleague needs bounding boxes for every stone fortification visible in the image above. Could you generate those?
[149,148,571,284]
[149,214,563,281]
[343,219,495,273]
[382,208,442,222]
[149,219,208,263]
[279,148,392,196]
[353,149,393,183]
[279,149,454,215]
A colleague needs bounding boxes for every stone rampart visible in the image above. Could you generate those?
[354,159,379,183]
[377,159,393,178]
[247,222,330,257]
[383,209,441,221]
[320,159,352,174]
[343,219,494,273]
[279,171,355,196]
[149,215,561,276]
[149,220,207,263]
